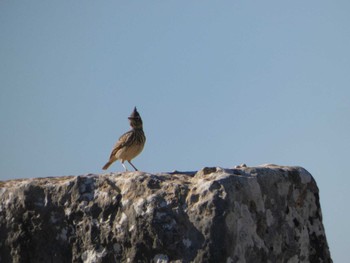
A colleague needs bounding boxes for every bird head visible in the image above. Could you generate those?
[128,107,143,128]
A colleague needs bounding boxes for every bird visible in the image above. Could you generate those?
[102,107,146,171]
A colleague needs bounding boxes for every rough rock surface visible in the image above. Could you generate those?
[0,165,332,263]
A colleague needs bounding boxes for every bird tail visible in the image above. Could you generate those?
[102,161,112,170]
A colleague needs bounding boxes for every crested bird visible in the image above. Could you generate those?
[102,107,146,171]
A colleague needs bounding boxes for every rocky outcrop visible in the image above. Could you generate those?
[0,165,332,263]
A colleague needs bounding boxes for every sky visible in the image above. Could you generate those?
[1,1,349,261]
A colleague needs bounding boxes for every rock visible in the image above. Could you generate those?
[0,165,332,263]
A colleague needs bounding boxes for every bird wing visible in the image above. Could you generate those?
[109,130,135,159]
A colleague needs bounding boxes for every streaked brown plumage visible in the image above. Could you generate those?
[102,107,146,171]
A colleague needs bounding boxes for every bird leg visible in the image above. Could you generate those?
[128,161,138,171]
[122,162,128,171]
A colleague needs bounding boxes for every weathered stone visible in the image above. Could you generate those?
[0,165,332,263]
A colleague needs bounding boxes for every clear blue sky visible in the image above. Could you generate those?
[1,1,349,261]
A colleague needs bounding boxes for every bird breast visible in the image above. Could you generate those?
[116,142,145,162]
